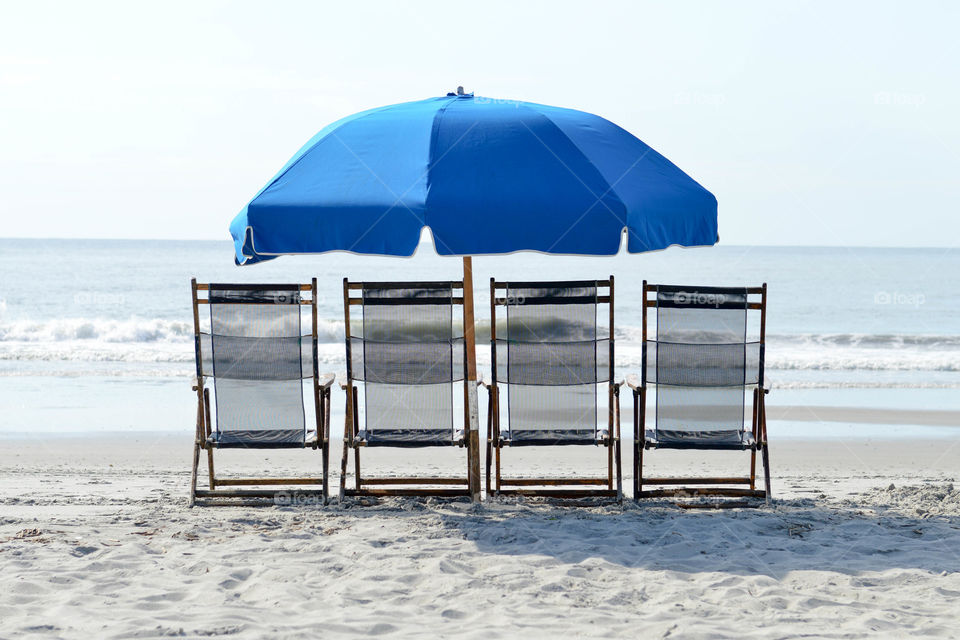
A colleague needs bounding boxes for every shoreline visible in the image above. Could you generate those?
[3,401,960,442]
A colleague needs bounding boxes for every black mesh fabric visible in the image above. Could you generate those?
[496,339,609,385]
[352,283,463,445]
[650,285,757,448]
[497,282,607,445]
[363,382,452,434]
[351,337,464,384]
[207,285,307,446]
[647,342,760,387]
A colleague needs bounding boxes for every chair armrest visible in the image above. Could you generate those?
[478,374,494,390]
[317,373,335,389]
[625,374,644,391]
[611,379,624,391]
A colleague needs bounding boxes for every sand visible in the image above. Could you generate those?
[3,433,960,638]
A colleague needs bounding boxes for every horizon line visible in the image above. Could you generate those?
[0,236,956,251]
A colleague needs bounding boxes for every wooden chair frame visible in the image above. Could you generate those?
[485,277,622,501]
[189,278,334,506]
[631,281,771,505]
[339,279,472,499]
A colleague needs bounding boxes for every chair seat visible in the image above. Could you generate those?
[645,429,755,450]
[501,429,610,447]
[356,429,464,447]
[208,429,316,449]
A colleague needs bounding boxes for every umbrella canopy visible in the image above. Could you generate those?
[230,92,717,264]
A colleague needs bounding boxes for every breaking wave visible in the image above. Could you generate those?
[1,317,958,375]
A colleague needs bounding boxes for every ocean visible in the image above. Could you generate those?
[1,239,958,437]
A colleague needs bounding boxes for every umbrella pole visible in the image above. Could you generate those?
[463,256,482,502]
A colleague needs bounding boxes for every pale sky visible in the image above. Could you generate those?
[1,0,958,246]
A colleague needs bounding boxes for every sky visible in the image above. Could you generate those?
[1,0,958,246]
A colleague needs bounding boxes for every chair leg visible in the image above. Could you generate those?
[633,389,641,501]
[485,438,493,497]
[339,438,349,501]
[324,390,332,504]
[495,440,502,496]
[339,389,352,501]
[189,440,200,507]
[607,436,614,490]
[749,388,759,490]
[352,390,361,491]
[635,441,643,501]
[762,443,772,502]
[321,438,330,506]
[206,448,216,490]
[202,388,215,489]
[761,390,772,502]
[615,438,623,502]
[354,447,361,491]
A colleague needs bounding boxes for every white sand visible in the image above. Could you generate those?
[3,433,960,638]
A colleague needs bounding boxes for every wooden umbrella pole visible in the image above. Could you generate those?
[462,256,481,502]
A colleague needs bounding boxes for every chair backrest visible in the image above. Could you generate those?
[344,280,465,438]
[193,283,315,443]
[644,283,765,443]
[491,279,613,443]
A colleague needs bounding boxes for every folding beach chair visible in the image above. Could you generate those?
[189,280,334,505]
[485,278,622,500]
[340,280,471,498]
[629,282,771,504]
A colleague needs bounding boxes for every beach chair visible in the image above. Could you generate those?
[189,280,334,505]
[629,282,771,504]
[340,280,471,498]
[485,278,622,500]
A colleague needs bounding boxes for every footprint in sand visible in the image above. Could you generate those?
[219,568,253,590]
[441,609,467,619]
[368,623,397,635]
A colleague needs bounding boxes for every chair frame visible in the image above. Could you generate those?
[630,281,771,505]
[189,278,333,506]
[339,279,472,499]
[485,277,622,500]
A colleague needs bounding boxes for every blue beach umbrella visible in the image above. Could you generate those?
[231,90,717,262]
[229,89,719,500]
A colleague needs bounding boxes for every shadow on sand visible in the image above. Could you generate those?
[329,491,960,578]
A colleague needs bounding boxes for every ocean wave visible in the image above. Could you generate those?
[0,317,344,344]
[767,333,960,350]
[612,328,960,350]
[0,317,194,343]
[1,317,959,374]
[5,316,959,351]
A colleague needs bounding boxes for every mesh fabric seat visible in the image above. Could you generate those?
[340,280,471,498]
[486,278,622,499]
[629,282,771,503]
[189,280,334,505]
[207,285,310,448]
